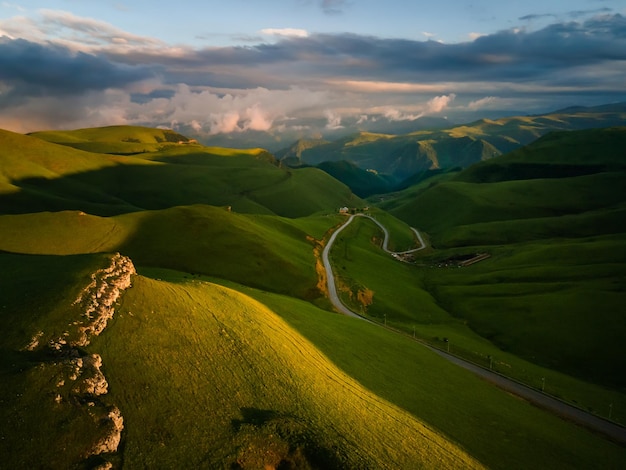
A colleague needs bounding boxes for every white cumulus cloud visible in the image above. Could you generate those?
[426,94,456,113]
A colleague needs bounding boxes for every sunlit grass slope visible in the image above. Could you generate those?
[2,126,359,217]
[30,125,190,154]
[384,127,626,240]
[224,281,626,470]
[0,128,153,214]
[90,273,482,469]
[0,205,334,299]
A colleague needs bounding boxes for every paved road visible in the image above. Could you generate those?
[322,214,426,319]
[322,214,626,445]
[321,215,364,319]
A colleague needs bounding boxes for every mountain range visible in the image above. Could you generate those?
[276,102,626,195]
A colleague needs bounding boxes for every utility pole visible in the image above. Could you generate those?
[541,377,545,392]
[609,403,613,420]
[383,313,387,326]
[413,326,416,339]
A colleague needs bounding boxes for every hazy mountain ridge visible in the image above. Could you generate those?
[278,103,626,183]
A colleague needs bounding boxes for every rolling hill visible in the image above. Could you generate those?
[2,123,626,469]
[278,102,626,183]
[0,251,485,469]
[0,127,360,217]
[377,127,626,389]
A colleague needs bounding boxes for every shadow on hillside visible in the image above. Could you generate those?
[0,160,287,216]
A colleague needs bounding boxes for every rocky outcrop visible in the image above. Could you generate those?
[23,253,135,469]
[73,253,136,347]
[91,406,124,456]
[71,354,108,396]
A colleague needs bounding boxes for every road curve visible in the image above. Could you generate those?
[321,214,626,445]
[322,214,426,319]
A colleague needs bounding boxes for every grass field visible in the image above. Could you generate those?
[2,124,625,468]
[326,215,626,420]
[0,205,329,299]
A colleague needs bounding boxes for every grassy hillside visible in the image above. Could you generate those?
[3,252,625,469]
[2,123,626,468]
[0,252,484,469]
[95,273,485,469]
[230,280,626,470]
[316,160,395,197]
[1,127,360,217]
[30,125,191,154]
[0,205,337,300]
[376,127,626,390]
[383,127,626,240]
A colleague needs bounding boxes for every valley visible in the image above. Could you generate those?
[0,116,625,469]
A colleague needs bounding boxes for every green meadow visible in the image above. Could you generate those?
[1,124,625,468]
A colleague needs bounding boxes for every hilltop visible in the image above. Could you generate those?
[0,127,360,217]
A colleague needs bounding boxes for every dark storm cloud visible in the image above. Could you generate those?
[0,37,154,101]
[113,13,626,90]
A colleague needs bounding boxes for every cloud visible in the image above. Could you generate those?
[426,94,456,113]
[382,94,456,122]
[261,28,309,38]
[0,37,154,102]
[324,110,343,129]
[38,9,162,48]
[320,0,348,15]
[520,13,557,21]
[1,10,625,135]
[468,32,486,41]
[467,96,498,110]
[384,108,424,121]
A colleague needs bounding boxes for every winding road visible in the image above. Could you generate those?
[322,214,425,319]
[322,213,626,445]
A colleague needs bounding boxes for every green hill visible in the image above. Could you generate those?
[377,127,626,389]
[316,160,395,197]
[0,205,334,300]
[0,251,483,469]
[2,123,626,468]
[30,125,191,154]
[1,127,360,217]
[280,103,626,181]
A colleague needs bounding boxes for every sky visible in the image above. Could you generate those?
[0,0,625,139]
